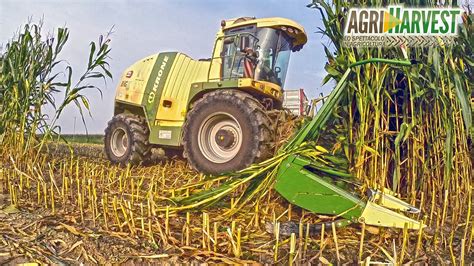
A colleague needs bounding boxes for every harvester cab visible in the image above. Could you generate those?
[215,17,305,89]
[105,17,307,174]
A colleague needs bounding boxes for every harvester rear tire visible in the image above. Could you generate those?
[183,89,273,174]
[104,113,151,165]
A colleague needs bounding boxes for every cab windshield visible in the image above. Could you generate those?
[220,27,292,87]
[254,28,292,87]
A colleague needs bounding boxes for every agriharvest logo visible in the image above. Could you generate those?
[343,6,463,47]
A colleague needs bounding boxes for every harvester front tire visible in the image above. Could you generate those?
[104,114,151,165]
[183,90,273,174]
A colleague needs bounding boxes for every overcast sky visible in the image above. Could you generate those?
[0,0,332,134]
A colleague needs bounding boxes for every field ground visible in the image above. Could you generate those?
[0,141,472,264]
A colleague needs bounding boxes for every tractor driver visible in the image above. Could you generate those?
[242,47,258,78]
[255,47,280,85]
[241,45,280,85]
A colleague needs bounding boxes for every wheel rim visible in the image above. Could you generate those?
[198,112,243,164]
[111,127,129,157]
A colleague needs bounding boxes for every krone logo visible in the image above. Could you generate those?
[148,55,169,104]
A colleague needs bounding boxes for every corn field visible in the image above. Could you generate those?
[0,1,473,264]
[0,22,111,161]
[311,0,473,262]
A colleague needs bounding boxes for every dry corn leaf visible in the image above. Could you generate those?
[137,254,169,259]
[59,223,86,237]
[2,204,20,214]
[59,240,83,256]
[319,256,332,265]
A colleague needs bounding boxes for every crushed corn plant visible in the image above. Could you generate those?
[0,1,473,264]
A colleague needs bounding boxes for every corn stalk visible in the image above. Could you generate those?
[308,0,472,234]
[0,21,112,160]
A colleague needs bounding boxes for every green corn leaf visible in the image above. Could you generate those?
[453,72,472,132]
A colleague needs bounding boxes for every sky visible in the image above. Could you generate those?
[0,0,332,134]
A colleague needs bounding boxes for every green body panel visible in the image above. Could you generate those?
[139,52,182,147]
[141,52,178,124]
[188,80,240,102]
[275,155,365,221]
[148,125,182,146]
[201,80,240,90]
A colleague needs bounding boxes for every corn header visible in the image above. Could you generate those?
[275,58,425,230]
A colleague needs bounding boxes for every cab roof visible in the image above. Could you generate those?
[222,17,307,50]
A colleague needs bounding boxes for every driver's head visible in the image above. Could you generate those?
[243,48,258,60]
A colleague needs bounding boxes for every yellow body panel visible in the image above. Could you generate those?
[155,53,210,123]
[238,78,282,100]
[359,201,426,230]
[115,55,158,105]
[370,188,420,213]
[222,17,307,47]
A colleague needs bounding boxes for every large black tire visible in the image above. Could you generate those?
[183,89,273,174]
[104,113,151,165]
